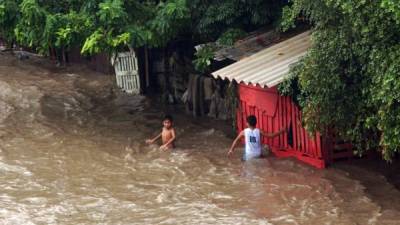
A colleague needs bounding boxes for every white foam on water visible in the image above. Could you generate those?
[0,161,32,176]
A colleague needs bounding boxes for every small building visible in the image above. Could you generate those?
[212,31,351,168]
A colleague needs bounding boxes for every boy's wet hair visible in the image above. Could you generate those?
[163,115,173,122]
[247,115,257,127]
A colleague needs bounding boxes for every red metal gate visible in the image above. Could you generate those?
[237,84,326,168]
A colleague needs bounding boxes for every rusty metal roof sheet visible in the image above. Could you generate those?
[211,31,311,88]
[214,30,280,61]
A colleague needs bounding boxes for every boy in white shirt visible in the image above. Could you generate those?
[228,115,285,160]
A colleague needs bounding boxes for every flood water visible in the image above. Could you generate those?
[0,53,400,225]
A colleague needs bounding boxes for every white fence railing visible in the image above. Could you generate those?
[112,51,140,94]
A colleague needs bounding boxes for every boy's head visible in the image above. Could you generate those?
[246,115,257,127]
[162,115,173,129]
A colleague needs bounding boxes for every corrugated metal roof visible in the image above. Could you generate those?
[211,31,311,88]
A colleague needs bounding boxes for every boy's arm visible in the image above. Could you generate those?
[160,129,176,150]
[260,128,286,138]
[146,132,162,144]
[227,131,244,156]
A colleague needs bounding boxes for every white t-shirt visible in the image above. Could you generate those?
[244,128,262,160]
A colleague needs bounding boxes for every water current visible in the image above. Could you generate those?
[0,53,400,225]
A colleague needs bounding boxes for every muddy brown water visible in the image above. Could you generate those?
[0,53,400,225]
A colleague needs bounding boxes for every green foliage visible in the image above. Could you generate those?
[15,0,48,53]
[148,0,190,47]
[380,0,400,23]
[278,61,304,106]
[2,0,285,58]
[98,0,127,25]
[81,0,131,54]
[280,0,400,160]
[192,44,215,73]
[55,12,92,49]
[189,0,285,42]
[190,0,286,73]
[81,28,105,55]
[79,0,190,54]
[217,28,246,46]
[3,0,190,55]
[0,0,20,45]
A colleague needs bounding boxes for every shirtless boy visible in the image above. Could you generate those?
[146,115,176,150]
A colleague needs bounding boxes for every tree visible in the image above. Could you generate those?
[279,0,400,160]
[189,0,286,72]
[14,0,92,59]
[0,0,20,48]
[6,0,189,59]
[81,0,190,55]
[3,0,285,60]
[188,0,285,43]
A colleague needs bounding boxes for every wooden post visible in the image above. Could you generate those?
[144,46,150,88]
[62,47,66,65]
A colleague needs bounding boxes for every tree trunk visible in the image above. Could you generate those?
[62,47,67,66]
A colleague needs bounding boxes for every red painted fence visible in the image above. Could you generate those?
[237,84,327,168]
